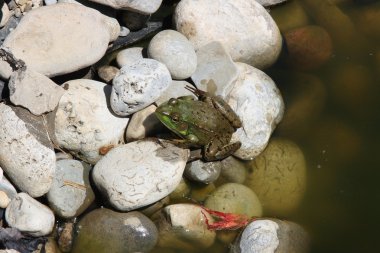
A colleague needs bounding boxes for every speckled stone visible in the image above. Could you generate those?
[92,139,189,211]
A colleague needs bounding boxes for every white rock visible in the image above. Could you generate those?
[0,3,11,27]
[148,29,197,80]
[44,0,58,5]
[119,26,130,37]
[9,68,64,115]
[191,41,239,96]
[5,193,55,237]
[174,0,282,69]
[97,65,119,83]
[227,63,284,160]
[111,58,171,116]
[92,139,189,211]
[0,104,55,197]
[0,60,12,80]
[1,3,120,78]
[155,80,195,105]
[0,191,10,208]
[54,79,129,164]
[47,159,95,218]
[88,0,162,14]
[116,47,144,68]
[238,220,280,253]
[0,175,17,208]
[125,104,163,141]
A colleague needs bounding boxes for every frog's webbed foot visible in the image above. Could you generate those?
[203,139,241,162]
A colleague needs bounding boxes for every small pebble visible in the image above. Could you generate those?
[184,160,222,184]
[97,65,119,83]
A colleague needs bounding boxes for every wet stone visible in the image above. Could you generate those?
[216,156,247,185]
[47,159,95,218]
[72,208,158,253]
[231,219,309,253]
[245,138,307,216]
[5,193,55,237]
[152,204,216,251]
[204,183,262,218]
[184,160,222,184]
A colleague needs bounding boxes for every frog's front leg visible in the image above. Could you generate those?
[203,95,242,129]
[203,136,241,161]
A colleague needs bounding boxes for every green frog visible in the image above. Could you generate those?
[155,86,242,161]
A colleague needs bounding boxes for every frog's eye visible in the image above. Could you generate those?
[168,98,178,105]
[171,112,180,122]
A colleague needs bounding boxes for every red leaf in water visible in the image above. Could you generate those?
[201,207,255,231]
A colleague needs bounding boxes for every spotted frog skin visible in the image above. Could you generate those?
[155,86,242,161]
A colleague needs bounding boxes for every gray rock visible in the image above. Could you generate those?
[54,79,129,164]
[116,47,144,68]
[86,0,162,14]
[5,193,55,237]
[0,175,18,201]
[47,159,95,218]
[174,0,282,69]
[119,26,130,37]
[9,68,65,115]
[184,160,222,184]
[111,58,171,116]
[231,219,309,253]
[1,3,120,78]
[0,104,55,197]
[148,29,197,80]
[218,156,247,184]
[191,41,239,96]
[125,104,163,141]
[72,208,158,253]
[92,139,189,211]
[155,80,195,105]
[227,63,284,160]
[256,0,287,6]
[152,204,216,251]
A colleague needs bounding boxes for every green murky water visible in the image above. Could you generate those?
[267,1,380,253]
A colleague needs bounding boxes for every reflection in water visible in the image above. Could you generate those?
[270,0,380,252]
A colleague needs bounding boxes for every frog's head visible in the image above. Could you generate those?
[155,98,189,137]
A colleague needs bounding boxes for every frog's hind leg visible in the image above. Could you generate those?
[203,138,241,161]
[203,95,242,129]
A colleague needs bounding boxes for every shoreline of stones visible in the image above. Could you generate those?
[0,0,310,252]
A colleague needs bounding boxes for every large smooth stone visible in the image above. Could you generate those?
[227,63,284,160]
[1,3,119,77]
[231,219,309,253]
[152,204,216,251]
[92,139,189,211]
[87,0,162,14]
[245,138,307,216]
[5,193,55,237]
[9,68,64,115]
[148,29,197,80]
[72,208,158,253]
[0,104,55,197]
[54,79,129,164]
[174,0,282,69]
[47,159,95,218]
[111,58,172,116]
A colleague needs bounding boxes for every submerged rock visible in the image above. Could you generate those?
[72,208,158,253]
